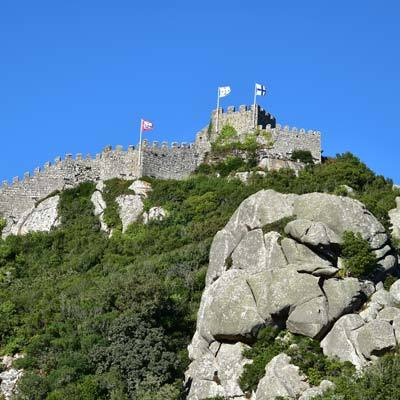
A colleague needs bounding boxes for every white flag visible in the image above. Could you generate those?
[255,83,267,96]
[218,86,231,98]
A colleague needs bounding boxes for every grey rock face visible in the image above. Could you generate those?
[116,194,144,232]
[370,289,395,308]
[359,301,382,322]
[264,231,288,270]
[321,314,367,369]
[281,237,336,276]
[187,189,396,399]
[206,190,297,286]
[298,380,335,400]
[389,197,400,240]
[0,354,24,400]
[232,229,267,273]
[285,219,341,248]
[248,268,323,324]
[356,319,396,359]
[323,278,363,321]
[255,353,310,400]
[294,193,387,249]
[198,270,264,343]
[286,296,329,338]
[142,206,167,224]
[16,195,60,236]
[129,179,152,197]
[206,228,247,286]
[377,306,400,323]
[377,254,397,274]
[91,189,109,233]
[393,317,400,343]
[186,341,251,400]
[389,279,400,304]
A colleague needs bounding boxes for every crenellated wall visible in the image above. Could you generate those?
[0,104,322,228]
[141,140,201,180]
[0,141,201,225]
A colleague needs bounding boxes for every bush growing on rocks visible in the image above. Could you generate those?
[340,231,377,278]
[239,327,354,393]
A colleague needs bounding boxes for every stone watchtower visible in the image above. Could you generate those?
[195,104,321,163]
[211,105,276,139]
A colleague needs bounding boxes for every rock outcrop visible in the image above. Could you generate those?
[255,353,309,400]
[116,194,144,232]
[0,354,24,400]
[91,181,110,234]
[186,189,397,399]
[389,197,400,239]
[3,195,60,238]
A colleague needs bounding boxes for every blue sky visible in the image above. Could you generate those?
[1,1,400,182]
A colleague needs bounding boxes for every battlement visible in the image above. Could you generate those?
[0,103,322,229]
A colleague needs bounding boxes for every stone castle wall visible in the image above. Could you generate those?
[269,124,321,162]
[141,141,201,180]
[0,104,322,225]
[0,142,200,224]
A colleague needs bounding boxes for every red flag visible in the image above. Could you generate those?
[141,119,154,131]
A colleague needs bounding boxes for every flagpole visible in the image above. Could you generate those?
[138,119,143,173]
[253,83,257,129]
[216,87,220,133]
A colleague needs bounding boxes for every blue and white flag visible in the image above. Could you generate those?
[218,86,231,98]
[255,83,267,96]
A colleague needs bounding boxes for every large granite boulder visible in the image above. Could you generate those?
[285,219,341,248]
[356,319,396,359]
[116,194,144,232]
[298,380,335,400]
[264,231,288,270]
[14,195,60,236]
[185,342,251,400]
[91,183,110,233]
[186,189,396,399]
[129,179,152,198]
[293,193,387,249]
[197,270,264,343]
[247,268,323,326]
[323,278,363,321]
[321,314,367,369]
[231,229,268,273]
[286,296,329,338]
[255,353,310,400]
[389,197,400,240]
[389,279,400,304]
[206,190,297,286]
[281,238,337,277]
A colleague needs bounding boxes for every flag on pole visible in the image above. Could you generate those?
[218,86,231,98]
[141,119,154,131]
[255,83,267,96]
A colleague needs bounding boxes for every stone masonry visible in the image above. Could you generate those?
[0,105,321,227]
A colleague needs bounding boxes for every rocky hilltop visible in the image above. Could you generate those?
[185,189,400,400]
[1,153,400,399]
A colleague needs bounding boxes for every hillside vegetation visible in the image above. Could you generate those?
[0,153,399,399]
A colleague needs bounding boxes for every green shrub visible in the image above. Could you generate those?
[340,231,377,277]
[291,150,314,164]
[0,218,6,236]
[316,352,400,399]
[239,327,284,393]
[239,328,355,393]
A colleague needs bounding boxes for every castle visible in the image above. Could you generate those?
[0,105,321,227]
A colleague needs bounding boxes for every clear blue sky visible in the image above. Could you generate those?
[1,1,399,183]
